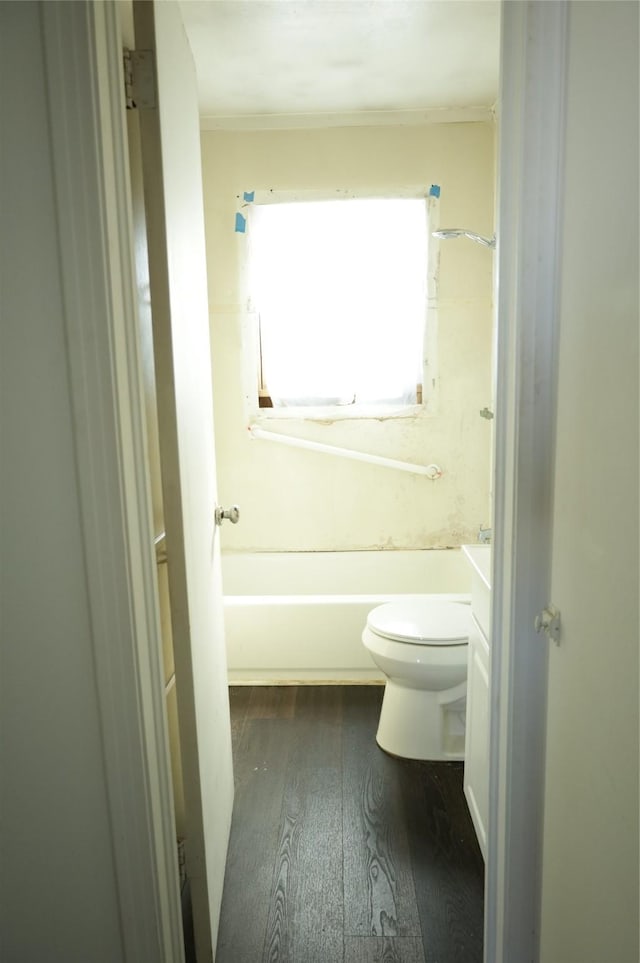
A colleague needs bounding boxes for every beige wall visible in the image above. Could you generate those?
[201,123,495,552]
[540,3,639,961]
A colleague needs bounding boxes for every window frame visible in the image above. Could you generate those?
[243,187,440,422]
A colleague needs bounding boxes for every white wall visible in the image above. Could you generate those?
[201,123,495,552]
[540,4,639,960]
[0,4,124,958]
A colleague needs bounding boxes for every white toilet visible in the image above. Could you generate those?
[362,598,471,761]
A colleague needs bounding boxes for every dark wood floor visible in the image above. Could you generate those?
[216,685,484,963]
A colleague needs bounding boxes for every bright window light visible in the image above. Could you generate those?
[249,197,427,408]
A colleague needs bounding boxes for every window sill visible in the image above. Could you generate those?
[253,402,425,423]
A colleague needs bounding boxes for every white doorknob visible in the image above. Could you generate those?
[215,504,240,526]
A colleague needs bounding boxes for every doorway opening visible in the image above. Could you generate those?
[177,3,499,961]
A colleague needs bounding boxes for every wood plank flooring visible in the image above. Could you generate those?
[216,686,484,963]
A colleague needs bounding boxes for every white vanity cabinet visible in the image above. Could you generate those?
[462,544,491,860]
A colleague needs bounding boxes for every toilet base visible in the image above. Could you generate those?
[375,680,466,761]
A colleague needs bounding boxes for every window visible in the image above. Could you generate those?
[248,196,428,412]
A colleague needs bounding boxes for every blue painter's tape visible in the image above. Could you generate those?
[235,212,246,233]
[243,191,255,203]
[429,184,441,197]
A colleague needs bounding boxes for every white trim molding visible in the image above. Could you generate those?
[41,2,184,959]
[200,105,494,131]
[487,3,569,962]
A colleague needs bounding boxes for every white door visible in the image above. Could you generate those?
[132,2,234,959]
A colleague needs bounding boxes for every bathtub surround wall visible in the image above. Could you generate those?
[201,123,494,553]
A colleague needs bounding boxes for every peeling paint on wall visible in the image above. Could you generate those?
[202,124,495,552]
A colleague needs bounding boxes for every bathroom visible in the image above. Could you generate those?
[202,122,495,679]
[182,5,498,960]
[3,2,636,961]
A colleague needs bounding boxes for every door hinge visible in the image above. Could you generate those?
[123,48,156,110]
[534,605,561,644]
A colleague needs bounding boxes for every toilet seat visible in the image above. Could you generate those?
[366,599,470,645]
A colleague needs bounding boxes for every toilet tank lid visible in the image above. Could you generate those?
[367,599,471,644]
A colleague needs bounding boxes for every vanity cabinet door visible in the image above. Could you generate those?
[464,614,490,859]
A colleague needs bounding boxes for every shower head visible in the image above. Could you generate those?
[432,228,496,249]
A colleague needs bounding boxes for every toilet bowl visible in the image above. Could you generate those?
[362,598,471,760]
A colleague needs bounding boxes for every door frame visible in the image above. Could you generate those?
[41,2,184,959]
[487,3,568,961]
[41,0,569,959]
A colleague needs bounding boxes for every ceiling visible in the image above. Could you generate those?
[179,1,500,128]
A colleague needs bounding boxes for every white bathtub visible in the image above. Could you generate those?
[222,549,472,684]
